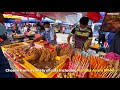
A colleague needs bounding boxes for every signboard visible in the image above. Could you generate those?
[101,12,120,32]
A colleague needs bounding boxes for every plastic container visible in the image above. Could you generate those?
[22,56,68,78]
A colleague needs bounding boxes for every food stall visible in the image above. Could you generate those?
[2,40,120,78]
[1,12,120,78]
[1,41,71,78]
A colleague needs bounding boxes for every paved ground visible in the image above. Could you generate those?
[56,33,73,44]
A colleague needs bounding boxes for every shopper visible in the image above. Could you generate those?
[67,17,92,51]
[30,22,57,46]
[98,26,106,46]
[62,26,65,34]
[0,13,16,78]
[36,22,44,34]
[107,32,116,46]
[0,13,7,41]
[12,23,21,34]
[107,31,120,55]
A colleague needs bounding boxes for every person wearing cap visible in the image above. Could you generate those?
[67,17,93,51]
[30,22,57,46]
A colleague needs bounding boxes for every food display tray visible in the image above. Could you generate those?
[2,42,68,78]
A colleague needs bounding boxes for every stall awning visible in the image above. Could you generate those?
[4,12,43,20]
[3,14,22,19]
[3,12,105,24]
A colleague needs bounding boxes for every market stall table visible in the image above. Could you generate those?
[1,41,70,78]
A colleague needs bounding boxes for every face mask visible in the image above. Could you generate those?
[45,28,49,31]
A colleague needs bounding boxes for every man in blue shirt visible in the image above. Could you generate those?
[98,27,106,46]
[107,32,116,46]
[107,31,120,55]
[30,22,57,46]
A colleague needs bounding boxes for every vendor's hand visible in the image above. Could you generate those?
[30,42,35,47]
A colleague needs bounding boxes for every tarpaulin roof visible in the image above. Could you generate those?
[4,12,43,20]
[3,12,104,24]
[4,12,86,24]
[39,12,85,24]
[4,18,40,23]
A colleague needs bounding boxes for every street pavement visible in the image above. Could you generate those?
[56,33,73,44]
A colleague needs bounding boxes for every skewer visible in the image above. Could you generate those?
[80,60,87,77]
[106,72,114,78]
[116,73,120,78]
[82,62,89,78]
[111,72,118,78]
[100,67,110,78]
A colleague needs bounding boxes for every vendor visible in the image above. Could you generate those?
[0,12,16,78]
[30,22,57,46]
[98,26,106,46]
[107,31,120,55]
[67,17,93,51]
[107,32,116,46]
[0,13,7,41]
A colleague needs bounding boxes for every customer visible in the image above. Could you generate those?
[36,22,44,34]
[62,26,65,34]
[67,17,92,51]
[98,26,106,46]
[0,12,16,78]
[0,13,7,41]
[12,23,21,34]
[107,31,120,55]
[107,32,116,46]
[30,22,57,46]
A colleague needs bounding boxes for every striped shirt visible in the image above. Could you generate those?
[70,27,92,50]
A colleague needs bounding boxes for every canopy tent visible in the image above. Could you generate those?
[41,17,55,23]
[62,22,71,25]
[4,19,21,23]
[55,20,62,24]
[39,12,84,24]
[4,12,105,24]
[4,12,43,20]
[4,18,40,23]
[22,19,40,23]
